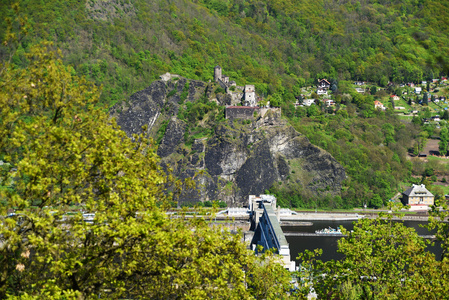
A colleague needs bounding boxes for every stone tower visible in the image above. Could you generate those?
[214,65,222,82]
[243,85,256,106]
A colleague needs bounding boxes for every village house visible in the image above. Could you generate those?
[324,99,335,106]
[432,115,441,122]
[402,184,434,209]
[303,99,316,106]
[414,87,422,94]
[391,95,400,101]
[374,100,385,110]
[316,79,331,95]
[355,88,365,93]
[317,87,328,95]
[317,79,331,90]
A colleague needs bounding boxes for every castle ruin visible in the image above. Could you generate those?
[214,66,280,120]
[214,65,234,88]
[242,84,256,107]
[214,65,256,107]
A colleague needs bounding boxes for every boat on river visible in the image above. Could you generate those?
[315,226,342,235]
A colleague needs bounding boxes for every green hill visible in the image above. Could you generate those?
[1,0,448,106]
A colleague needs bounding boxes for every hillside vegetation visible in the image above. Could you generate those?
[1,0,448,106]
[1,0,448,209]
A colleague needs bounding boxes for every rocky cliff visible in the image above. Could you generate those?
[111,75,346,206]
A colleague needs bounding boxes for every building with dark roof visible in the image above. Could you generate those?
[317,79,331,89]
[402,184,434,207]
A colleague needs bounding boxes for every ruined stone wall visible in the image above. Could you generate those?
[225,106,259,119]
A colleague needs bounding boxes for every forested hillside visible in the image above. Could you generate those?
[270,107,420,208]
[1,0,448,105]
[2,0,448,208]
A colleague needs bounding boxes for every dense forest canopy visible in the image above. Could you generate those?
[1,0,448,105]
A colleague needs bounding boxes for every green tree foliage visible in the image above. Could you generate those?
[280,111,418,208]
[0,44,296,299]
[267,93,282,107]
[330,83,338,93]
[380,76,388,87]
[428,200,449,260]
[443,110,449,120]
[306,214,449,299]
[369,194,383,208]
[417,131,429,153]
[439,126,449,156]
[423,92,429,105]
[0,0,445,111]
[4,0,448,107]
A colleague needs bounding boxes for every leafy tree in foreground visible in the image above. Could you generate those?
[0,43,297,299]
[428,199,449,261]
[305,211,449,299]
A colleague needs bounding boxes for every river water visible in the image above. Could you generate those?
[282,219,443,263]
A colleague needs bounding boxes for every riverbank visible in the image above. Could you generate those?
[282,212,363,221]
[174,209,433,222]
[288,210,432,221]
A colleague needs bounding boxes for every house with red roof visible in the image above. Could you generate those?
[391,95,400,101]
[374,100,385,110]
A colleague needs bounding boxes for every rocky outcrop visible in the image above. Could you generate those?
[157,118,186,158]
[111,75,346,206]
[235,140,278,197]
[111,81,166,137]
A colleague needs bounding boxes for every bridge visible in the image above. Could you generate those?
[250,195,296,271]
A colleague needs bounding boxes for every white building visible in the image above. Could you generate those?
[402,184,434,210]
[317,88,328,95]
[303,99,316,106]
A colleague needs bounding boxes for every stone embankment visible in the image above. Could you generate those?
[282,212,363,221]
[287,211,432,221]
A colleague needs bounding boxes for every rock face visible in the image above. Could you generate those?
[111,81,166,137]
[157,118,186,158]
[111,76,346,206]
